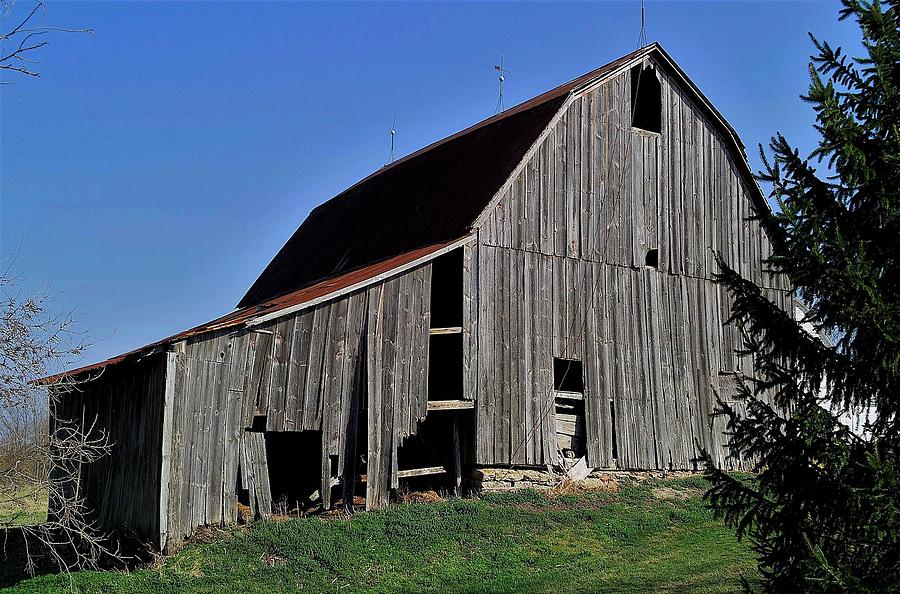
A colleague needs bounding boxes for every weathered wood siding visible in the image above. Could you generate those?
[51,353,168,540]
[475,63,791,470]
[365,270,432,508]
[164,263,432,546]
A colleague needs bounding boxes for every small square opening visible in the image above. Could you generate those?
[645,248,659,269]
[553,358,584,393]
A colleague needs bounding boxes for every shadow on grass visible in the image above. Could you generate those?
[0,525,150,589]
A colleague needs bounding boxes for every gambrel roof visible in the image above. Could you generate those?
[239,47,645,307]
[51,42,765,381]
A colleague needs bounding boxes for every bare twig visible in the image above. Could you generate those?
[0,0,93,81]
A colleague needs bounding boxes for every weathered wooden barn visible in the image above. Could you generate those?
[49,43,790,551]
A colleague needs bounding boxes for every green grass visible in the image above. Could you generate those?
[2,476,757,593]
[0,487,47,527]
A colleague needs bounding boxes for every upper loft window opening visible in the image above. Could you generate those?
[553,358,584,393]
[630,64,661,134]
[645,248,659,269]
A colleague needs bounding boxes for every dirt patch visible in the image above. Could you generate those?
[550,477,620,496]
[652,487,701,501]
[319,495,366,519]
[188,524,224,544]
[400,490,444,504]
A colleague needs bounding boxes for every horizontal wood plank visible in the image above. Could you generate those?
[429,326,463,335]
[427,399,475,411]
[397,466,447,478]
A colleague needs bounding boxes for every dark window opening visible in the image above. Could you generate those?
[430,249,463,328]
[428,333,463,400]
[553,358,584,393]
[645,248,659,269]
[250,414,267,432]
[235,464,252,504]
[263,431,322,516]
[630,64,661,133]
[609,399,619,461]
[555,396,586,459]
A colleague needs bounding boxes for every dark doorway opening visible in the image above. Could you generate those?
[263,431,322,515]
[555,395,586,459]
[428,334,463,400]
[396,411,473,495]
[645,248,659,269]
[553,358,586,460]
[428,248,465,402]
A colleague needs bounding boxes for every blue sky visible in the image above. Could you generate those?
[1,1,862,367]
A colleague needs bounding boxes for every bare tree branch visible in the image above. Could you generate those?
[0,0,93,81]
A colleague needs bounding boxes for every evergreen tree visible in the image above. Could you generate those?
[701,1,900,592]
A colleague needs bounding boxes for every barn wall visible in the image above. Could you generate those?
[51,353,168,541]
[475,63,791,469]
[364,270,432,508]
[163,263,432,547]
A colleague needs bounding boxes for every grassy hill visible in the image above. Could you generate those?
[2,476,757,593]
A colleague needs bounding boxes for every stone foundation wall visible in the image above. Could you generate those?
[472,467,701,492]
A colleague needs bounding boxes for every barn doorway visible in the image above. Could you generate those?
[263,430,322,515]
[394,247,474,496]
[396,411,472,495]
[553,358,586,461]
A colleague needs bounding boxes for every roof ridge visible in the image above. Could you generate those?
[307,43,660,218]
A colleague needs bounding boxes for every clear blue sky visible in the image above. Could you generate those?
[1,1,862,367]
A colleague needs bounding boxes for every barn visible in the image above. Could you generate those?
[47,43,790,551]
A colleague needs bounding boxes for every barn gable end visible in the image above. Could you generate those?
[470,53,790,471]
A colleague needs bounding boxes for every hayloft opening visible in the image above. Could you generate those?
[630,64,661,134]
[553,358,584,393]
[430,248,463,328]
[428,248,464,401]
[645,248,659,269]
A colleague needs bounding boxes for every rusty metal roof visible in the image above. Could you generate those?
[44,238,465,383]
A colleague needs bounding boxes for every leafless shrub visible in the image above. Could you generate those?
[0,272,125,574]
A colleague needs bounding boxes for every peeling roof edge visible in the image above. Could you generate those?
[41,236,473,385]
